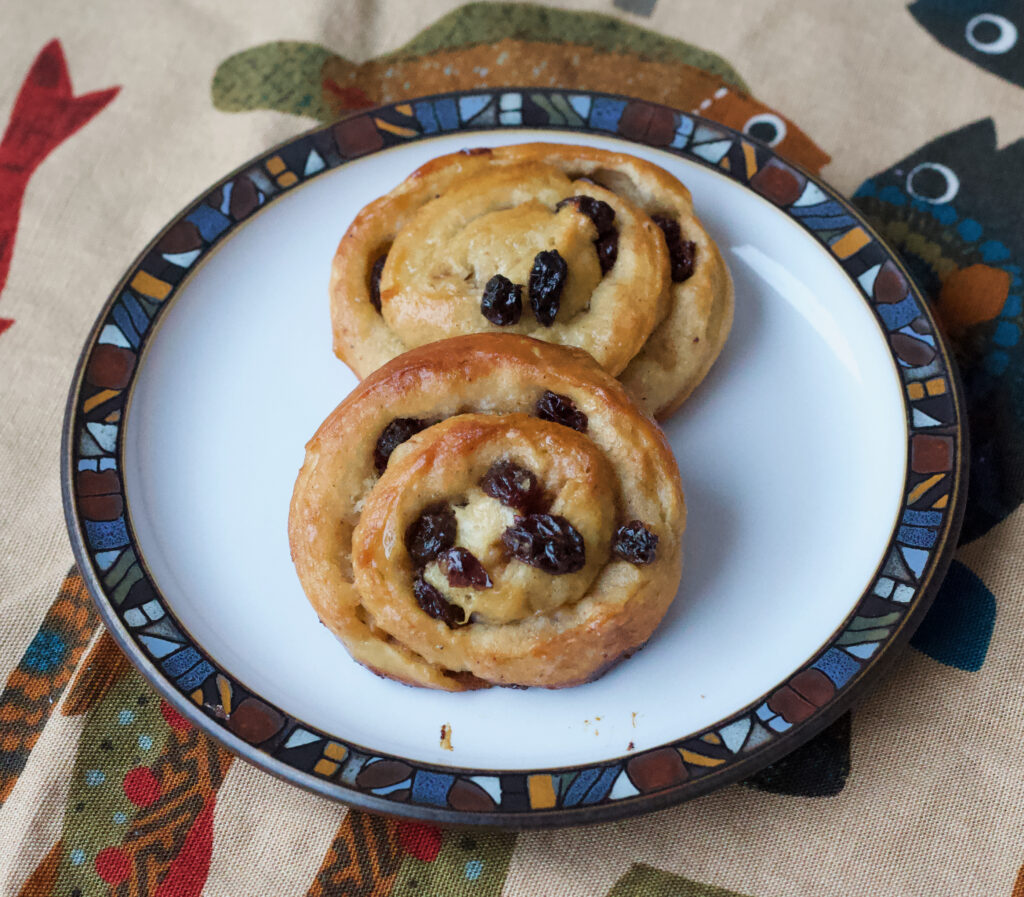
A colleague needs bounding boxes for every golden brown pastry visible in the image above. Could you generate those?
[289,334,686,690]
[330,143,733,419]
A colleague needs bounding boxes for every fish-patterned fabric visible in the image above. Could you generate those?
[1,0,1022,894]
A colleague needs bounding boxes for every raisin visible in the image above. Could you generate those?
[502,513,585,574]
[373,417,432,473]
[369,253,387,312]
[413,575,465,628]
[404,503,456,567]
[480,460,545,513]
[535,390,588,433]
[556,195,616,236]
[439,547,493,589]
[480,274,523,326]
[595,230,619,274]
[460,147,492,156]
[612,520,659,565]
[528,249,568,326]
[557,195,618,275]
[652,215,696,282]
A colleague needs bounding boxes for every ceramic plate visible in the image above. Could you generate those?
[62,89,966,827]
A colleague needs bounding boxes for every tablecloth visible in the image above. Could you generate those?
[2,0,1023,894]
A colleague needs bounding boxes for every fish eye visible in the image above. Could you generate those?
[742,113,787,147]
[965,13,1018,54]
[905,162,960,204]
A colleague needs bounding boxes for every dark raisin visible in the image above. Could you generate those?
[460,147,492,156]
[557,195,618,275]
[404,503,457,567]
[480,459,545,512]
[535,390,588,433]
[413,575,465,628]
[480,274,523,326]
[652,215,696,282]
[595,230,619,274]
[612,520,659,565]
[373,418,431,473]
[439,547,493,589]
[556,195,616,236]
[501,513,585,574]
[369,253,387,312]
[528,249,568,326]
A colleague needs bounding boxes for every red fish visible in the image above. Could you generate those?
[0,40,119,334]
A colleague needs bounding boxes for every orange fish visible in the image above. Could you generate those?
[212,4,830,173]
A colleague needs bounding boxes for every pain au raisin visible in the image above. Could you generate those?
[535,390,588,433]
[405,503,456,567]
[479,460,545,513]
[480,274,523,326]
[502,513,585,575]
[651,215,696,282]
[413,575,465,628]
[369,253,387,312]
[528,249,568,326]
[373,417,432,473]
[439,547,493,589]
[611,521,659,565]
[557,195,618,275]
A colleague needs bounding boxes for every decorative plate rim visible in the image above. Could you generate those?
[61,87,968,828]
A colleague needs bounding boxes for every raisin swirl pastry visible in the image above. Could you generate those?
[289,334,685,690]
[330,143,733,419]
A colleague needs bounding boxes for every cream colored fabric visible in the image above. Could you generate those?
[1,1,1021,895]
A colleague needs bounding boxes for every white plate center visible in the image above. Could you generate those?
[123,130,906,769]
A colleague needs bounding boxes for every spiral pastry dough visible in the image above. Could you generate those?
[330,143,733,419]
[289,334,686,690]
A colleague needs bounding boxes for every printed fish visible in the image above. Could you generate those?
[607,863,753,897]
[0,568,99,807]
[909,0,1023,88]
[0,40,119,334]
[15,657,232,897]
[211,2,830,173]
[854,119,1024,545]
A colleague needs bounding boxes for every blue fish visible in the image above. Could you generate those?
[854,118,1024,544]
[909,0,1024,87]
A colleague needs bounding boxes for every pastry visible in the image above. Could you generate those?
[330,143,733,419]
[288,333,686,690]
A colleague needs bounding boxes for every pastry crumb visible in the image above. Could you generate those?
[440,723,453,751]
